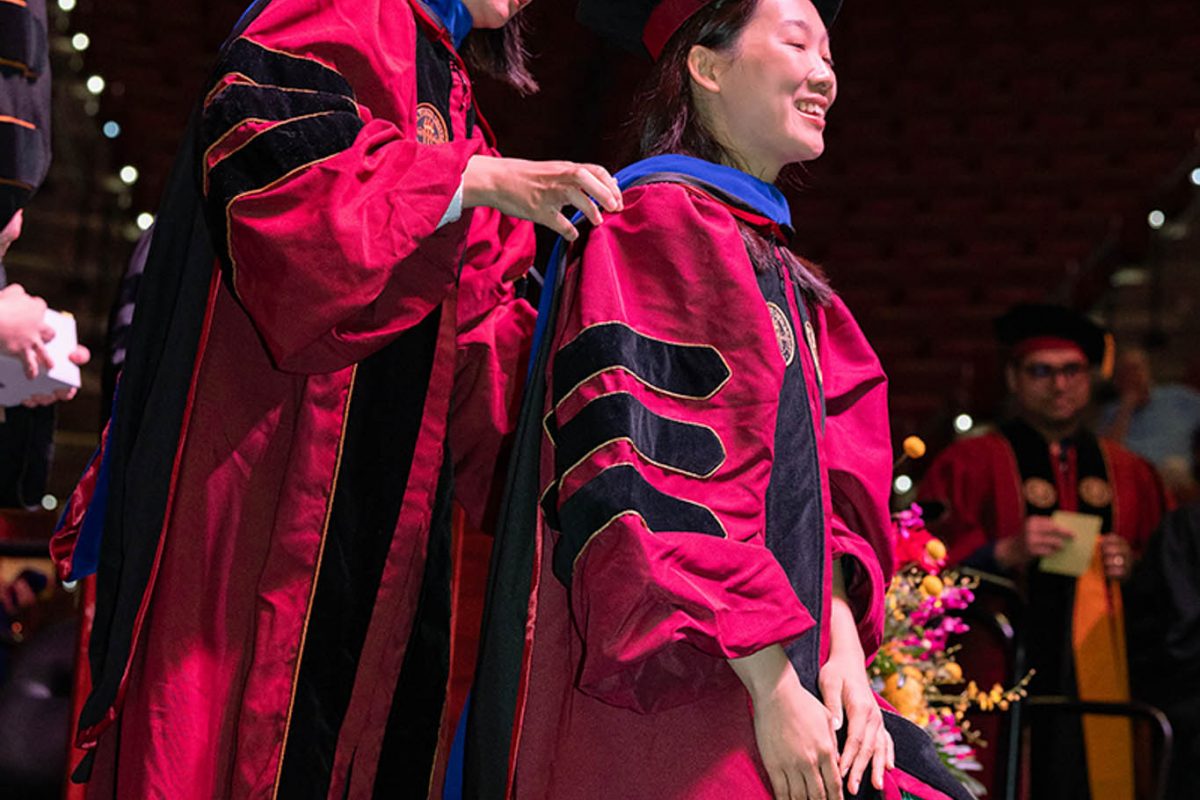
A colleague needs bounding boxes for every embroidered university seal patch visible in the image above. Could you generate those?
[416,103,449,145]
[1023,477,1058,510]
[1078,477,1113,507]
[767,303,795,366]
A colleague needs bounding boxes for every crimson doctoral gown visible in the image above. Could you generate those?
[49,1,533,797]
[465,156,974,800]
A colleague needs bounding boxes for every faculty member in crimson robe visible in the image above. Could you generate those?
[919,304,1165,800]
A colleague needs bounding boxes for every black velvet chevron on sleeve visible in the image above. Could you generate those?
[553,465,725,585]
[0,2,47,78]
[552,322,730,404]
[547,321,734,585]
[199,37,363,266]
[554,392,725,480]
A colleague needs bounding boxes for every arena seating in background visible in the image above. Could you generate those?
[790,0,1199,441]
[23,0,1200,496]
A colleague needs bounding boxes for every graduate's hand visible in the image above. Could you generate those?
[462,156,623,241]
[730,646,842,800]
[0,283,53,379]
[823,591,893,795]
[1100,534,1132,580]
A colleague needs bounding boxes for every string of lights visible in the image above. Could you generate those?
[55,0,155,238]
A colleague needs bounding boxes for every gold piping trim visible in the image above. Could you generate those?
[246,36,344,77]
[0,0,28,8]
[0,115,36,130]
[222,126,348,295]
[205,73,356,110]
[0,177,33,190]
[0,57,34,77]
[554,321,732,410]
[204,72,261,108]
[539,480,557,508]
[204,109,343,192]
[556,390,727,483]
[569,496,730,575]
[270,366,358,800]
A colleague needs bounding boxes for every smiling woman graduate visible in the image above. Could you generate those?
[48,0,626,798]
[464,1,974,799]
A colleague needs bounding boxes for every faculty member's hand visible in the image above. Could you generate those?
[462,156,623,242]
[996,515,1074,568]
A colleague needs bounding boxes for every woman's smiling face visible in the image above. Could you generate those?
[690,0,837,180]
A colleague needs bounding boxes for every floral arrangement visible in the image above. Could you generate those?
[870,504,1031,796]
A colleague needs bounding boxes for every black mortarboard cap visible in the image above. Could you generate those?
[994,303,1109,366]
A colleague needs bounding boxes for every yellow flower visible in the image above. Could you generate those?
[920,575,945,597]
[903,436,927,459]
[925,539,947,561]
[882,666,928,722]
[944,662,963,682]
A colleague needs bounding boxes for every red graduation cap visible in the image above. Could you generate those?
[578,0,843,60]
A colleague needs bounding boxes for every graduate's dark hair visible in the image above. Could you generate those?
[634,0,755,164]
[463,13,538,95]
[631,0,831,303]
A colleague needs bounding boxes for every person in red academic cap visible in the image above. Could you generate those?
[47,0,627,798]
[463,1,973,798]
[919,303,1166,800]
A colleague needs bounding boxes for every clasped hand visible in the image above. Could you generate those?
[732,643,893,800]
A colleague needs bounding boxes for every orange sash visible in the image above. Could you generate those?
[1072,546,1133,799]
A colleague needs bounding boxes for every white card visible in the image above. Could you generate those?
[0,309,82,407]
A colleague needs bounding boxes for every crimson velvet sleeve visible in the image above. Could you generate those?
[450,206,537,530]
[820,295,895,655]
[199,1,484,374]
[544,184,815,714]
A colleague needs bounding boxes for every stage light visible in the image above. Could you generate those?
[102,120,121,138]
[954,413,974,433]
[119,165,139,185]
[58,0,77,10]
[136,213,155,231]
[894,475,914,494]
[71,33,90,51]
[1191,168,1200,186]
[1148,210,1166,230]
[86,74,105,95]
[41,495,59,512]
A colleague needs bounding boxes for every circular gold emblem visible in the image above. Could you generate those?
[1023,477,1058,510]
[416,103,449,145]
[767,302,795,366]
[1078,477,1113,508]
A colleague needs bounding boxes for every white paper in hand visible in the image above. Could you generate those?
[1039,511,1102,578]
[0,309,82,407]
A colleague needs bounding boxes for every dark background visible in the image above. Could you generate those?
[9,0,1200,499]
